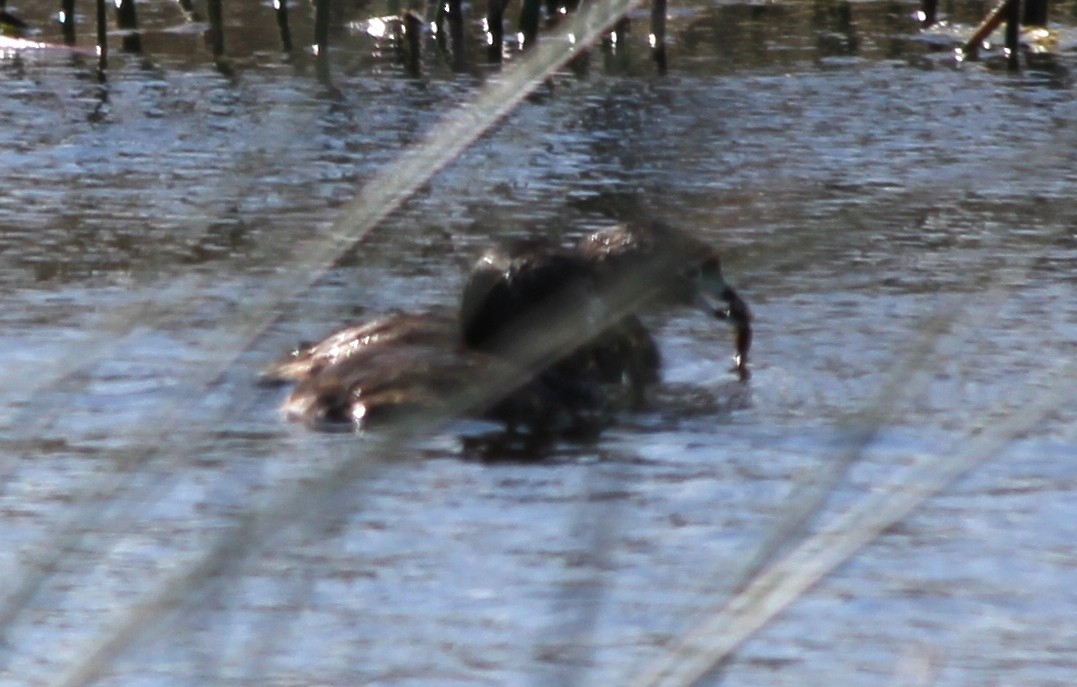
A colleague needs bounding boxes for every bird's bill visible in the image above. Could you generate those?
[695,274,753,381]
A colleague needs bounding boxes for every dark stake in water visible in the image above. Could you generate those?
[0,0,1075,685]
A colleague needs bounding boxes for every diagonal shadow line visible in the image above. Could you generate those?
[9,234,686,686]
[627,357,1075,687]
[44,288,663,687]
[624,253,1067,687]
[0,0,639,471]
[3,0,641,431]
[529,300,956,687]
[535,185,1077,687]
[0,0,647,663]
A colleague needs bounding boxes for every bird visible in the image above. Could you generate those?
[261,221,751,449]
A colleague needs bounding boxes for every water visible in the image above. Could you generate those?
[1,0,1075,684]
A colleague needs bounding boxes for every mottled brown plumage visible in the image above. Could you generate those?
[263,222,751,444]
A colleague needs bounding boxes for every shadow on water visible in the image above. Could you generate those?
[0,0,1076,685]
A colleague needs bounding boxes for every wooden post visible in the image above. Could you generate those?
[275,0,293,52]
[115,0,141,52]
[651,0,667,73]
[486,0,507,62]
[519,0,542,49]
[206,0,224,56]
[447,0,466,70]
[314,0,329,58]
[1023,0,1047,26]
[1004,0,1020,67]
[60,0,76,44]
[96,0,108,71]
[610,16,629,51]
[402,9,423,75]
[919,0,938,27]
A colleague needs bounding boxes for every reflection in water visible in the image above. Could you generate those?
[812,0,860,56]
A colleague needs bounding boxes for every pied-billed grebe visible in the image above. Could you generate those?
[262,221,751,441]
[575,220,752,374]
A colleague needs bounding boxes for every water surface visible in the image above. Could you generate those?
[1,0,1075,685]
